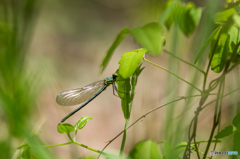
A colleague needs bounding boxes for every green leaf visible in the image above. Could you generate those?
[189,7,202,28]
[233,132,240,152]
[116,64,144,120]
[194,27,221,64]
[179,3,202,36]
[161,1,202,36]
[57,123,74,134]
[227,25,240,54]
[209,31,229,73]
[213,7,237,23]
[176,3,192,36]
[74,116,93,130]
[163,141,179,159]
[232,113,240,131]
[214,125,237,139]
[131,64,145,91]
[232,14,240,28]
[128,140,162,159]
[131,23,164,55]
[100,27,130,73]
[116,72,131,120]
[118,48,147,79]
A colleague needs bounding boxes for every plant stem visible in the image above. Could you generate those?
[143,57,202,92]
[73,141,108,155]
[43,142,72,148]
[203,79,224,159]
[119,119,129,157]
[44,141,107,156]
[163,49,206,74]
[99,95,204,159]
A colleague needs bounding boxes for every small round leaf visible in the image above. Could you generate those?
[57,123,74,134]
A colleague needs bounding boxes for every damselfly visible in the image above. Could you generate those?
[56,74,118,122]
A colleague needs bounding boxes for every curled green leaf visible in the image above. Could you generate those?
[74,116,93,130]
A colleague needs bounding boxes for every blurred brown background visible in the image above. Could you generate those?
[14,0,237,158]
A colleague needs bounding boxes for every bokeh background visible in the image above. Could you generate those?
[1,0,239,158]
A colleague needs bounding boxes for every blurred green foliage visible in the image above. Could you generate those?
[0,0,53,158]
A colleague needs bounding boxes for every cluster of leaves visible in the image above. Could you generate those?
[195,2,240,73]
[17,116,93,159]
[57,116,93,140]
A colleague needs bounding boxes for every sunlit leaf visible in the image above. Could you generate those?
[213,7,237,23]
[209,32,229,73]
[131,23,164,55]
[232,14,240,28]
[189,7,202,27]
[116,72,131,120]
[118,48,147,79]
[227,25,240,54]
[57,123,74,134]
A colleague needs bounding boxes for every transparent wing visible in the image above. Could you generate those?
[56,80,105,106]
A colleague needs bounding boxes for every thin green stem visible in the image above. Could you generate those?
[203,79,224,159]
[163,49,206,74]
[73,141,108,155]
[67,133,73,142]
[226,62,240,74]
[212,79,225,159]
[98,94,204,159]
[194,136,201,159]
[202,87,240,110]
[44,141,108,155]
[43,142,72,148]
[119,119,129,157]
[143,57,202,92]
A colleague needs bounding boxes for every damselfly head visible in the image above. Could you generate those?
[112,74,118,79]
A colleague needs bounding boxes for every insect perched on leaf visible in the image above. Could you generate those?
[56,74,118,122]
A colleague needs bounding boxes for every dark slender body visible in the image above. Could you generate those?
[61,85,107,122]
[57,74,118,122]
